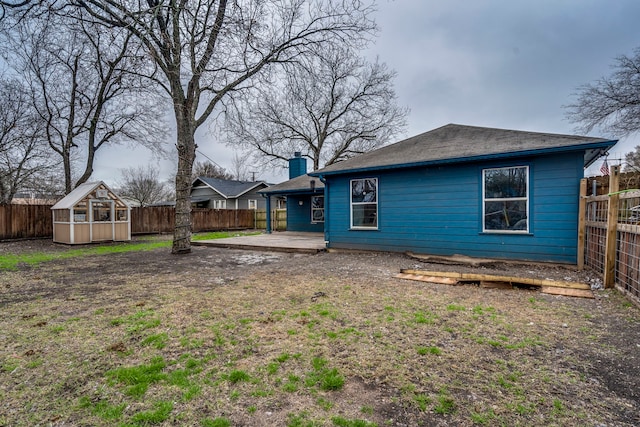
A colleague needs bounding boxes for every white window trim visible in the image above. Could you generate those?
[248,199,257,209]
[214,199,227,209]
[482,165,529,233]
[350,178,378,230]
[311,195,324,223]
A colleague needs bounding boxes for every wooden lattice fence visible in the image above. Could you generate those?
[582,165,640,305]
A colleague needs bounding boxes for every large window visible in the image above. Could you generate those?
[311,196,324,223]
[483,166,528,232]
[351,178,378,229]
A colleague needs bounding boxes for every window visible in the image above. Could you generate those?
[311,196,324,223]
[483,166,528,232]
[116,209,128,221]
[92,201,112,222]
[248,199,257,209]
[351,178,378,229]
[213,200,227,209]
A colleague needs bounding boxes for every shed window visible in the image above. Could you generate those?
[74,202,87,222]
[351,178,378,229]
[116,209,128,221]
[311,195,324,223]
[483,166,528,232]
[92,202,112,222]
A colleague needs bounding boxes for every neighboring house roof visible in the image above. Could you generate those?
[259,174,325,195]
[51,181,129,210]
[193,177,269,198]
[309,124,618,177]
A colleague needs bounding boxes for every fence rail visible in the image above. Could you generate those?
[0,205,270,240]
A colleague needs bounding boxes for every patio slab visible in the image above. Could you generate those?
[192,231,326,253]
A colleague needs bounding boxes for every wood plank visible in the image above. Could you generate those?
[577,178,587,270]
[540,286,594,299]
[399,269,591,290]
[480,281,513,289]
[395,273,459,285]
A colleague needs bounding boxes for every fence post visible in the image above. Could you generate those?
[577,178,587,270]
[604,165,620,288]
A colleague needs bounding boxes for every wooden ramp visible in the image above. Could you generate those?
[396,269,594,299]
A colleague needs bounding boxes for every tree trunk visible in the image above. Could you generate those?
[172,110,197,254]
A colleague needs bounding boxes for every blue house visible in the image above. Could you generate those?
[262,124,617,264]
[260,153,325,232]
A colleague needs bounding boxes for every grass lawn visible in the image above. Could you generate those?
[0,238,638,426]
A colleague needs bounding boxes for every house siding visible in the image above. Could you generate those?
[286,195,324,232]
[190,186,268,209]
[325,152,583,263]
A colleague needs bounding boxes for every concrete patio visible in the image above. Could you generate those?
[192,231,326,253]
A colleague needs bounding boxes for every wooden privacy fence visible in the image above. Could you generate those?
[120,207,257,234]
[254,209,287,231]
[0,205,260,239]
[581,165,640,305]
[0,204,54,239]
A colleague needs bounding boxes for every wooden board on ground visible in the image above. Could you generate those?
[399,269,590,290]
[540,286,594,299]
[395,273,459,285]
[480,280,513,289]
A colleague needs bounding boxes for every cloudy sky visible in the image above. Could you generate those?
[93,0,640,186]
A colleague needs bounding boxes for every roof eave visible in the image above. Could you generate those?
[309,140,619,177]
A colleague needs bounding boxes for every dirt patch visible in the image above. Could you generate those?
[0,237,639,426]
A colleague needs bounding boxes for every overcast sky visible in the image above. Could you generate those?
[93,0,640,186]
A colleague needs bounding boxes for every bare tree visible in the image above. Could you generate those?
[21,0,376,254]
[118,165,172,207]
[3,13,168,194]
[192,160,234,181]
[225,45,408,171]
[230,151,251,181]
[567,47,640,136]
[0,78,54,204]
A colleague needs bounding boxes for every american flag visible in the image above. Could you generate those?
[600,159,610,176]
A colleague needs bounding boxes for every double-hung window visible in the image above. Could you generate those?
[311,196,324,223]
[213,200,227,209]
[351,178,378,229]
[483,166,528,232]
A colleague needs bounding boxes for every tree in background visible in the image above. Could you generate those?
[0,78,54,204]
[567,47,640,137]
[118,165,172,207]
[225,45,408,171]
[47,0,376,254]
[191,161,234,181]
[2,12,168,194]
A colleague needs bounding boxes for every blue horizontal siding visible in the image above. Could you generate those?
[286,195,324,232]
[325,152,584,263]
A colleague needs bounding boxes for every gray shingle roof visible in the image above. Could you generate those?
[259,174,325,195]
[194,177,268,198]
[310,124,617,176]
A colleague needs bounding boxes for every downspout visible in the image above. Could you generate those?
[262,194,272,234]
[319,175,329,248]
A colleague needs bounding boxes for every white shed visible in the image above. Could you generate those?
[51,181,131,244]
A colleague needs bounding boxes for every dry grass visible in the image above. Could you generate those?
[0,240,639,426]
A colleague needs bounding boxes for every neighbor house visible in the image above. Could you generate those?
[268,124,616,264]
[190,177,270,210]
